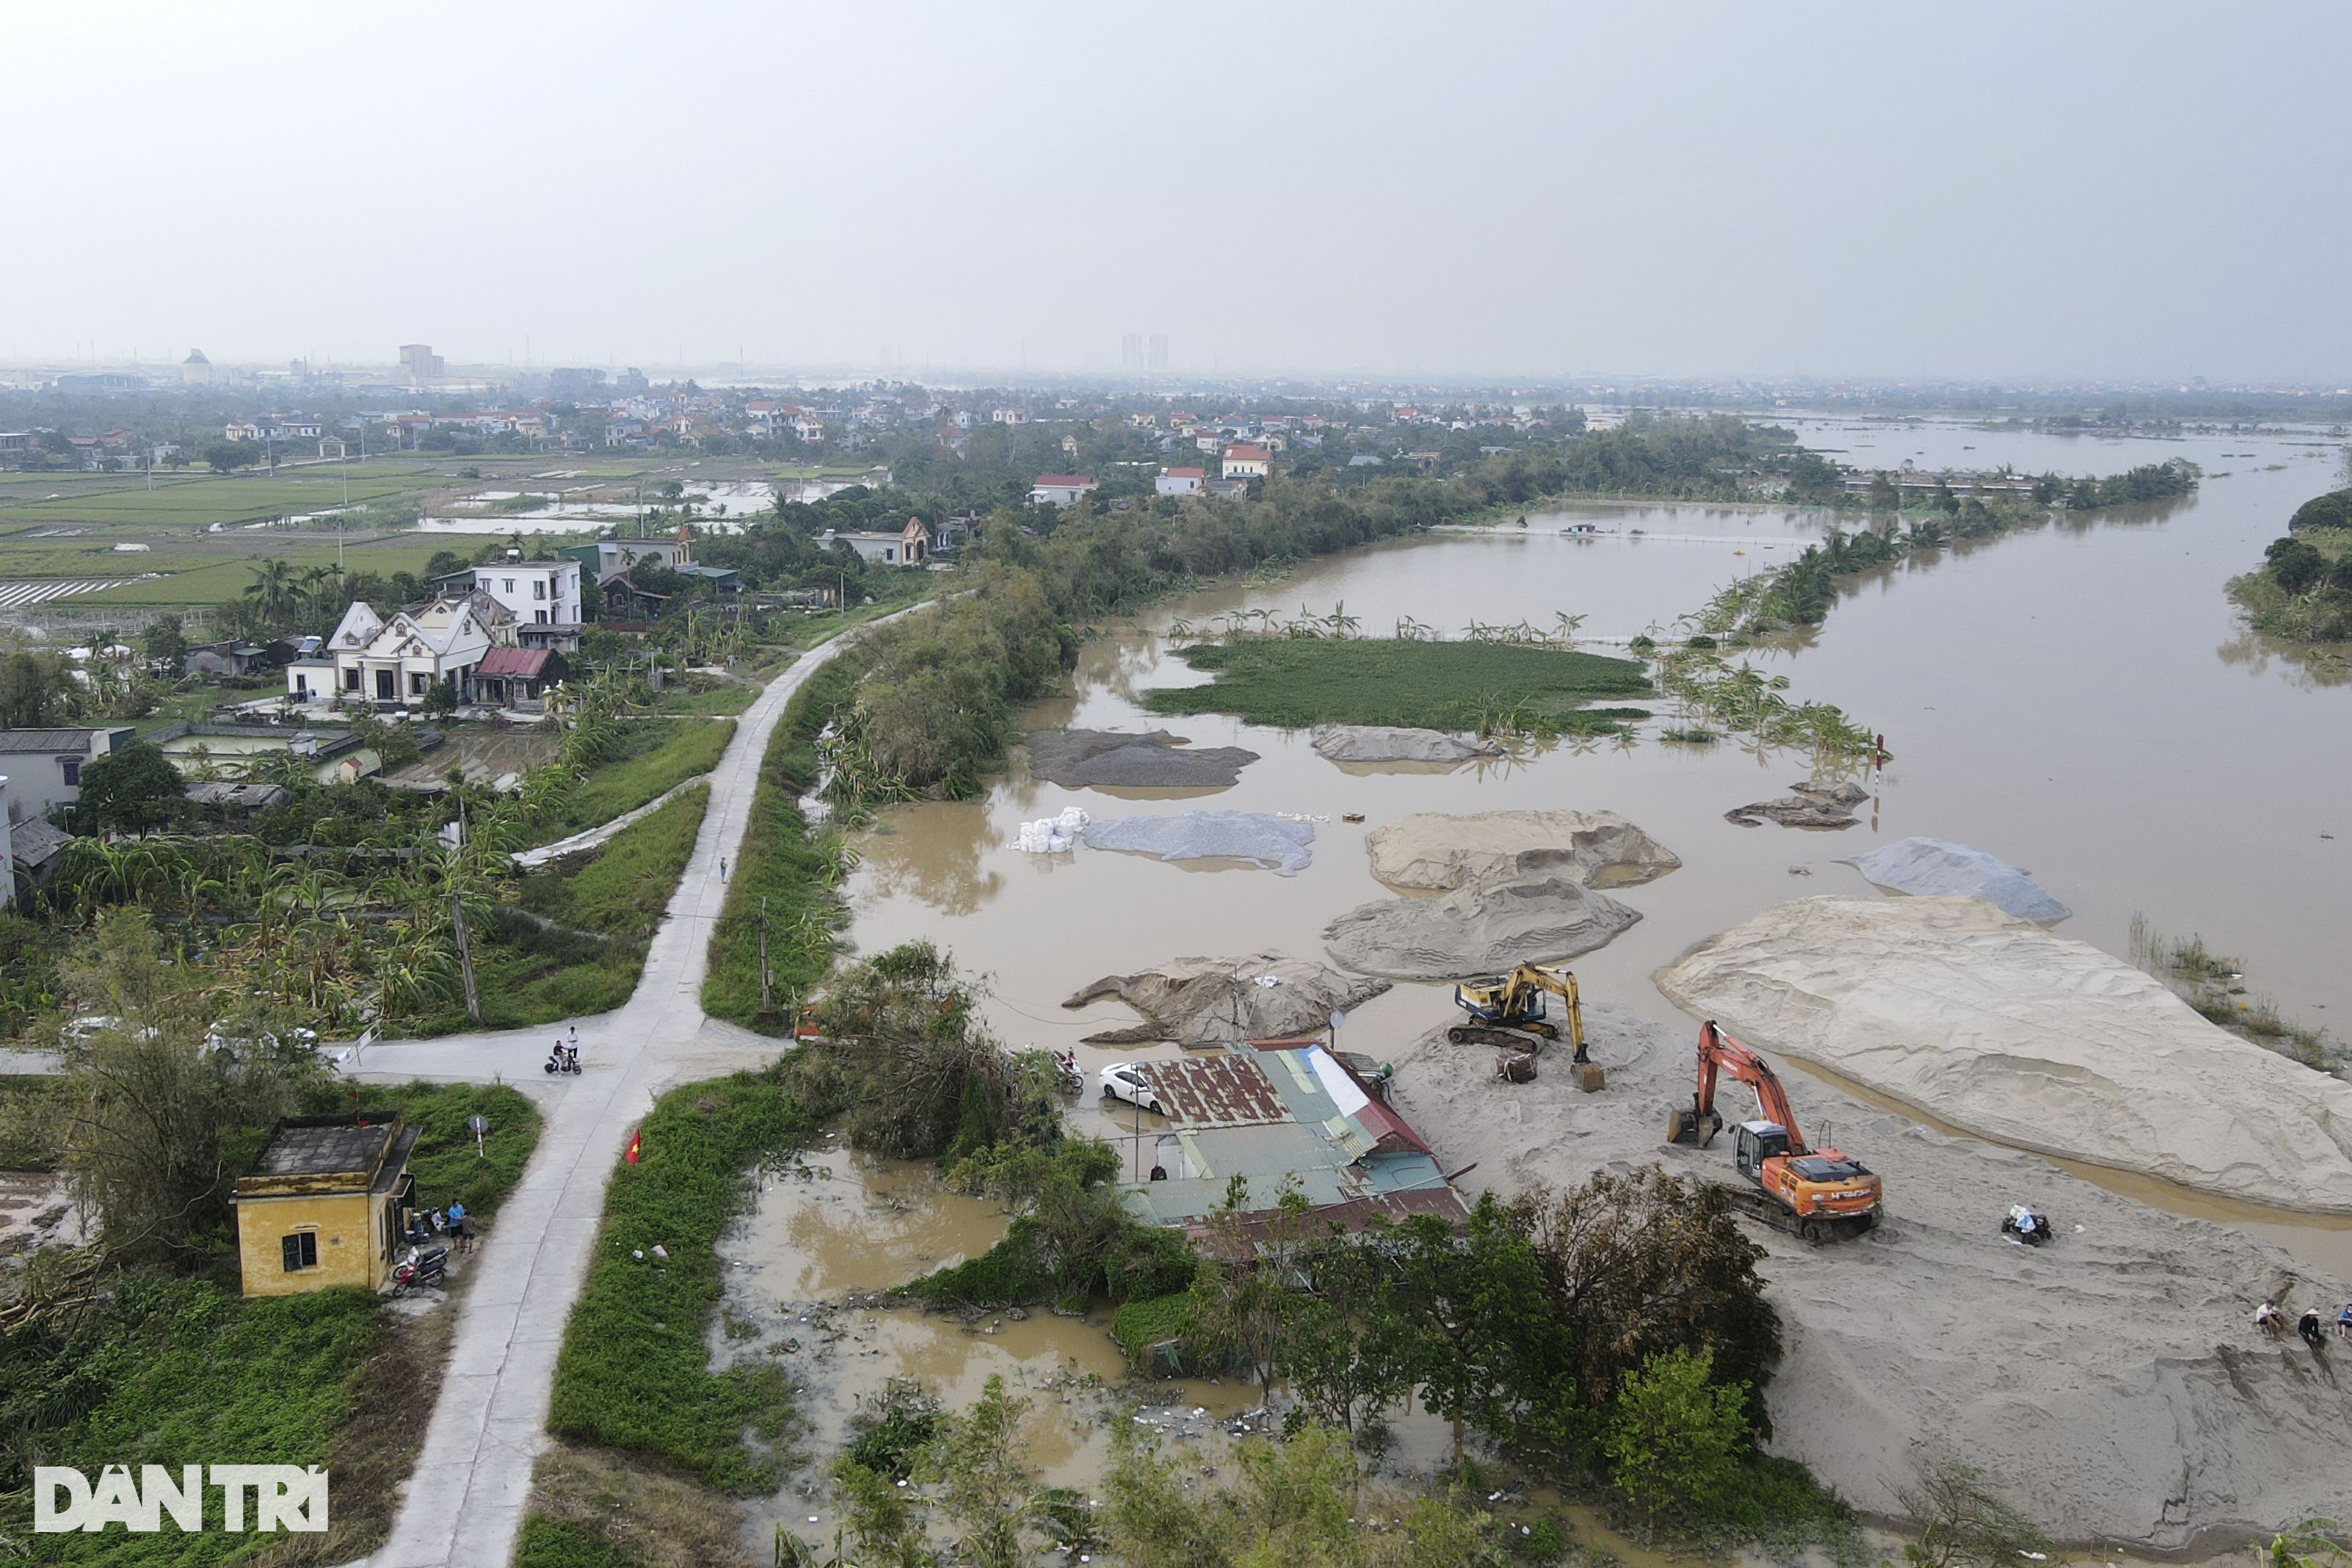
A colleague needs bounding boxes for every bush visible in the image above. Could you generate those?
[1605,1346,1747,1533]
[2288,488,2352,533]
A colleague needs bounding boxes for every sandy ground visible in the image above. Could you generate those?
[1656,896,2352,1213]
[1386,1001,2352,1554]
[1365,807,1682,891]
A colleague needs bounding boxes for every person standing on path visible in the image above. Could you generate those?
[720,855,728,881]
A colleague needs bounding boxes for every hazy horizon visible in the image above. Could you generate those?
[7,2,2347,384]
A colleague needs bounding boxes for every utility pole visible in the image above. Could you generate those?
[450,888,482,1024]
[450,798,482,1023]
[758,896,772,1017]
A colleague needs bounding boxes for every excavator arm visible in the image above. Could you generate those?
[1673,1020,1807,1150]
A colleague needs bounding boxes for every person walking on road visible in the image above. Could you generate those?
[720,856,729,881]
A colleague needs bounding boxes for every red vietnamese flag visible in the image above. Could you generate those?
[624,1128,642,1165]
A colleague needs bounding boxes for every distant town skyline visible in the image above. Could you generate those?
[2,3,2348,382]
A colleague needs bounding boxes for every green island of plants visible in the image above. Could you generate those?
[2229,496,2352,645]
[1142,635,1651,735]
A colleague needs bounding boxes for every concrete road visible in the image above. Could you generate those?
[362,614,902,1568]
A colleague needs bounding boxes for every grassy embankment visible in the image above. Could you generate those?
[2228,518,2352,647]
[0,1081,540,1567]
[1144,637,1652,736]
[529,716,735,846]
[699,657,859,1032]
[413,783,710,1034]
[528,1068,816,1568]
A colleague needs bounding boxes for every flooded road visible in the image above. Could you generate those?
[841,420,2352,1274]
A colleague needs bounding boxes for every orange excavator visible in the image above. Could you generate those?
[1666,1021,1882,1242]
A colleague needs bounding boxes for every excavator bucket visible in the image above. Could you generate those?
[1666,1104,1699,1144]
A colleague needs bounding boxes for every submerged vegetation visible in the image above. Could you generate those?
[2129,915,2341,1071]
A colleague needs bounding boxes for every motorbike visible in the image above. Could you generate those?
[543,1046,581,1075]
[1053,1050,1084,1096]
[391,1244,449,1295]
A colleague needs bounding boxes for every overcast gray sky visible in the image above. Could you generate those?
[7,3,2346,382]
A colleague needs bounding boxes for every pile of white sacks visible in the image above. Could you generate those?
[1014,805,1091,854]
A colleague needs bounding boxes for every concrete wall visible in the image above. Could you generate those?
[236,1189,396,1296]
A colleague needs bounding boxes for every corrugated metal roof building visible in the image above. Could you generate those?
[1117,1042,1464,1234]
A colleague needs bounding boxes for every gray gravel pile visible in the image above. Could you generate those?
[1838,836,2070,921]
[1023,728,1258,788]
[1324,874,1641,979]
[1310,725,1502,766]
[1064,951,1390,1047]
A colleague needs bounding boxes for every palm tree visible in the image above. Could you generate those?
[244,559,300,629]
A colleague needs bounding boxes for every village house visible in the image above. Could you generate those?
[1028,474,1097,507]
[1221,443,1272,481]
[1155,466,1205,497]
[561,537,692,582]
[320,595,500,706]
[233,1111,418,1298]
[0,727,134,823]
[454,555,584,629]
[816,518,929,565]
[471,646,568,710]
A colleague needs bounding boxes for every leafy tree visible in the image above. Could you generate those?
[2266,534,2328,595]
[1605,1346,1749,1534]
[420,678,460,719]
[0,647,77,727]
[829,1455,935,1568]
[53,908,327,1263]
[201,438,260,473]
[139,614,189,667]
[72,740,186,835]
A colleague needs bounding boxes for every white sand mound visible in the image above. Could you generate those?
[1840,836,2070,922]
[1386,1001,2352,1550]
[1323,874,1640,980]
[1655,895,2352,1213]
[1084,810,1314,875]
[1365,809,1680,892]
[1310,725,1501,765]
[1063,951,1390,1047]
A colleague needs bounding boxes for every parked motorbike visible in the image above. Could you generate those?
[391,1244,449,1295]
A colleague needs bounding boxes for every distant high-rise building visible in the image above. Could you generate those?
[1147,333,1169,371]
[181,349,212,385]
[398,343,445,385]
[1121,333,1144,371]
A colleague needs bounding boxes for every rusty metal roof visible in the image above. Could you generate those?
[1139,1053,1288,1128]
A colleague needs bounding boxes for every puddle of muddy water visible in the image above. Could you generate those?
[721,1137,1702,1568]
[841,420,2352,1280]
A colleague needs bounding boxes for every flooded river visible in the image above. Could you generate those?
[841,419,2352,1280]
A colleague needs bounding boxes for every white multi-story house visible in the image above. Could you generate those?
[1155,466,1205,497]
[1221,443,1273,481]
[466,557,582,628]
[319,596,500,705]
[816,518,929,566]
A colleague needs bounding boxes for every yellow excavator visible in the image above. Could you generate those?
[1450,964,1588,1061]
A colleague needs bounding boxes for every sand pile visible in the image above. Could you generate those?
[1655,895,2352,1213]
[1365,809,1680,891]
[1840,836,2070,922]
[1385,1001,2352,1550]
[1724,779,1868,830]
[1084,811,1314,875]
[1023,728,1258,788]
[1310,725,1501,766]
[1324,875,1640,980]
[1064,951,1390,1047]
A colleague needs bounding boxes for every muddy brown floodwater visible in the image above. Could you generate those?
[720,1130,1695,1567]
[846,421,2352,1283]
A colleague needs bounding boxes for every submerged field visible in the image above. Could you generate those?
[1141,636,1653,733]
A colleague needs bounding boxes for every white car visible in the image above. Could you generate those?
[1097,1062,1164,1116]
